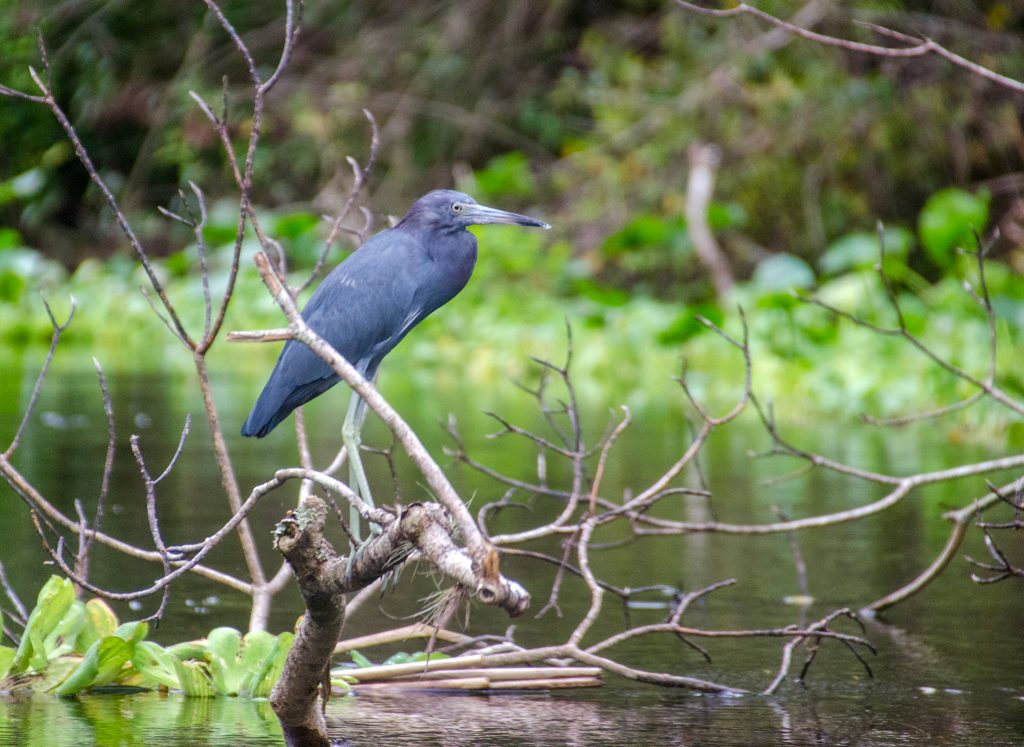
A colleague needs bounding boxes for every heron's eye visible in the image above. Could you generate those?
[451,202,463,213]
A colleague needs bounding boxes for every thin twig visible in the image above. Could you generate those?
[3,297,75,460]
[672,1,1024,94]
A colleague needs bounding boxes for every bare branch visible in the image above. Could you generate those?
[74,358,116,587]
[23,38,194,346]
[298,109,379,294]
[672,1,1024,94]
[3,297,75,460]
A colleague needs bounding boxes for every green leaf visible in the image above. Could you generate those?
[819,228,912,275]
[572,278,630,307]
[53,636,134,696]
[255,632,294,698]
[206,627,243,695]
[173,658,216,697]
[602,213,686,258]
[206,627,242,662]
[29,657,79,693]
[0,646,16,680]
[42,599,86,661]
[239,631,294,699]
[0,228,21,250]
[131,641,182,690]
[707,201,747,231]
[473,151,537,201]
[918,187,989,268]
[75,598,119,654]
[349,650,374,669]
[270,211,319,240]
[382,651,414,666]
[166,641,207,661]
[13,576,76,673]
[112,620,149,645]
[749,253,815,306]
[657,304,725,345]
[235,630,277,698]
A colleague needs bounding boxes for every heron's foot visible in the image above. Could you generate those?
[344,523,385,581]
[344,536,370,582]
[380,558,406,594]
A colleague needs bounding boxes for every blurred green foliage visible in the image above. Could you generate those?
[0,0,1022,426]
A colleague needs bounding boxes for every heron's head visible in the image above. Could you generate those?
[407,189,550,232]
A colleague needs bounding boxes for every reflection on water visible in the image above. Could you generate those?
[0,693,282,746]
[0,363,1022,746]
[1,675,1021,746]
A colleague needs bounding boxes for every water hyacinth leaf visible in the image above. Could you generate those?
[255,631,294,699]
[75,598,119,654]
[173,658,215,697]
[43,599,86,661]
[382,651,414,666]
[53,636,134,696]
[239,631,294,699]
[206,627,242,662]
[0,646,15,680]
[13,576,76,673]
[89,637,137,689]
[329,675,354,695]
[349,650,373,669]
[235,631,277,698]
[166,640,207,661]
[329,664,358,694]
[206,627,243,695]
[112,620,149,645]
[131,640,182,690]
[30,656,79,693]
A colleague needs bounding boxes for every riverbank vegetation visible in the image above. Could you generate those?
[1,1,1021,429]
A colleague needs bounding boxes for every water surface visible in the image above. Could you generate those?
[0,360,1021,745]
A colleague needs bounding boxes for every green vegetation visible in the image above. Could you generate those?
[0,1,1021,430]
[1,576,293,698]
[0,576,456,700]
[0,182,1018,436]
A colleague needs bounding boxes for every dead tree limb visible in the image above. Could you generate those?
[271,497,528,746]
[686,142,734,299]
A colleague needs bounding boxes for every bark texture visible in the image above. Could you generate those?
[270,497,529,746]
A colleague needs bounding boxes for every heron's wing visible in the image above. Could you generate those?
[302,229,430,367]
[241,230,427,437]
[240,338,340,437]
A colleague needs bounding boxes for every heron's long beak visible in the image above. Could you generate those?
[465,203,551,230]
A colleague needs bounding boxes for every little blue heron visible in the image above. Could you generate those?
[241,189,549,537]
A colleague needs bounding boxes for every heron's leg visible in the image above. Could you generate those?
[342,391,374,545]
[343,392,383,579]
[345,390,373,504]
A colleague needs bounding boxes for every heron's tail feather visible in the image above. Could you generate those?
[240,393,288,438]
[241,374,340,438]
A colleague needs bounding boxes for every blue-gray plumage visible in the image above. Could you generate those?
[241,189,549,438]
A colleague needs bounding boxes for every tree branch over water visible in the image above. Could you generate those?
[1,2,1022,745]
